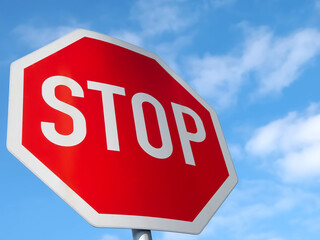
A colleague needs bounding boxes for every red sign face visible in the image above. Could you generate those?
[7,29,237,234]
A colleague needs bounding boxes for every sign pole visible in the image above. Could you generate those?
[132,229,152,240]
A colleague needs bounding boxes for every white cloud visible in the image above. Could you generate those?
[279,144,320,182]
[315,0,320,12]
[154,35,192,73]
[254,28,320,96]
[196,180,292,240]
[246,102,320,182]
[188,53,245,108]
[13,21,89,49]
[189,27,320,109]
[132,0,196,36]
[100,234,120,240]
[228,143,244,160]
[106,0,197,72]
[200,179,320,240]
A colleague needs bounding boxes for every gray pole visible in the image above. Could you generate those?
[132,229,152,240]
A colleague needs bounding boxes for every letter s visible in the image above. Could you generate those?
[41,76,86,146]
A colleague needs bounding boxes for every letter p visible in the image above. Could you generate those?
[171,103,206,166]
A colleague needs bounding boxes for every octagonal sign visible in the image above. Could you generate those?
[7,29,237,234]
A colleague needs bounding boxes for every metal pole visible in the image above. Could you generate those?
[132,229,152,240]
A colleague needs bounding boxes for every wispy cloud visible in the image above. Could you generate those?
[315,0,320,12]
[188,53,244,108]
[201,179,320,240]
[12,20,89,49]
[156,179,314,240]
[246,102,320,182]
[253,28,320,96]
[209,0,236,8]
[131,0,197,37]
[211,183,292,237]
[116,0,232,43]
[154,35,192,73]
[111,0,236,74]
[108,0,198,70]
[188,27,320,109]
[100,233,120,240]
[115,0,197,47]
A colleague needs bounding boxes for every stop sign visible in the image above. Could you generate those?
[7,29,237,234]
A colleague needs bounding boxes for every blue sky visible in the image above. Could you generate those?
[1,0,320,239]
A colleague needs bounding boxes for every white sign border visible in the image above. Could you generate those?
[7,29,238,234]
